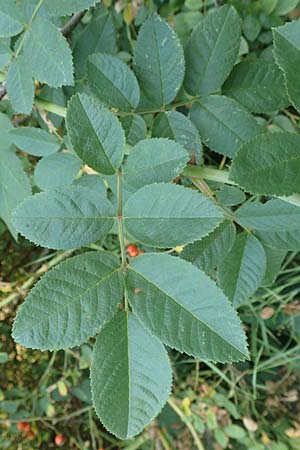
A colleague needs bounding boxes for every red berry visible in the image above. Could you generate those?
[126,244,139,257]
[55,434,66,447]
[17,421,31,432]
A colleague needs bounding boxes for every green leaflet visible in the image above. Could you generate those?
[273,21,300,112]
[127,253,249,362]
[12,186,115,250]
[261,0,278,15]
[10,127,61,157]
[73,175,107,197]
[274,0,299,15]
[133,13,185,109]
[230,132,300,195]
[43,0,100,16]
[124,183,224,248]
[0,111,14,150]
[0,149,31,239]
[123,138,189,191]
[87,53,140,112]
[91,311,172,439]
[223,59,290,113]
[218,233,266,308]
[236,199,300,231]
[181,221,236,275]
[0,38,11,69]
[152,111,203,163]
[23,18,74,88]
[66,93,125,175]
[6,56,34,115]
[184,5,241,96]
[236,199,300,250]
[0,1,23,38]
[12,252,124,350]
[73,10,116,77]
[215,185,246,207]
[262,245,287,286]
[119,115,147,146]
[257,229,300,250]
[34,153,82,190]
[243,14,261,42]
[190,96,261,158]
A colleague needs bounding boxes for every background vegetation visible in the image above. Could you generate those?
[1,0,300,449]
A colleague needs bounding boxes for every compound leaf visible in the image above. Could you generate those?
[0,1,23,38]
[10,127,61,157]
[223,59,289,113]
[43,0,100,16]
[0,149,31,239]
[184,5,241,96]
[124,183,224,248]
[12,186,115,249]
[152,111,203,163]
[34,153,81,190]
[190,96,261,158]
[6,55,34,115]
[218,233,266,308]
[127,253,249,362]
[91,311,172,439]
[230,132,300,195]
[134,13,185,108]
[123,138,189,190]
[119,114,147,146]
[66,93,125,175]
[87,53,140,111]
[273,21,300,112]
[24,18,74,88]
[181,221,236,275]
[12,251,124,350]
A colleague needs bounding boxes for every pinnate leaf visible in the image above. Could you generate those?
[13,186,115,249]
[230,132,300,195]
[273,21,300,112]
[184,5,241,96]
[13,252,124,350]
[218,233,266,307]
[223,59,289,113]
[152,111,203,163]
[0,1,23,38]
[10,127,61,157]
[181,221,236,275]
[127,253,249,362]
[43,0,100,16]
[123,138,189,190]
[119,114,147,146]
[124,183,224,248]
[34,153,81,190]
[91,311,172,439]
[66,93,125,175]
[134,13,185,108]
[23,18,74,88]
[87,53,140,111]
[0,149,31,239]
[6,56,34,115]
[190,96,261,158]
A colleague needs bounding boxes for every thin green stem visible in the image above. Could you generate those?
[182,165,235,185]
[15,0,45,59]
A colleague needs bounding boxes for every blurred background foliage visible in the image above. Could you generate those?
[1,0,300,449]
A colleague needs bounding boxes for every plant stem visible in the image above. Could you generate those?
[167,398,205,450]
[117,170,129,311]
[182,165,235,185]
[15,0,45,59]
[35,98,67,117]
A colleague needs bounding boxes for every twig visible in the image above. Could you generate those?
[61,11,85,37]
[0,82,6,100]
[167,398,205,450]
